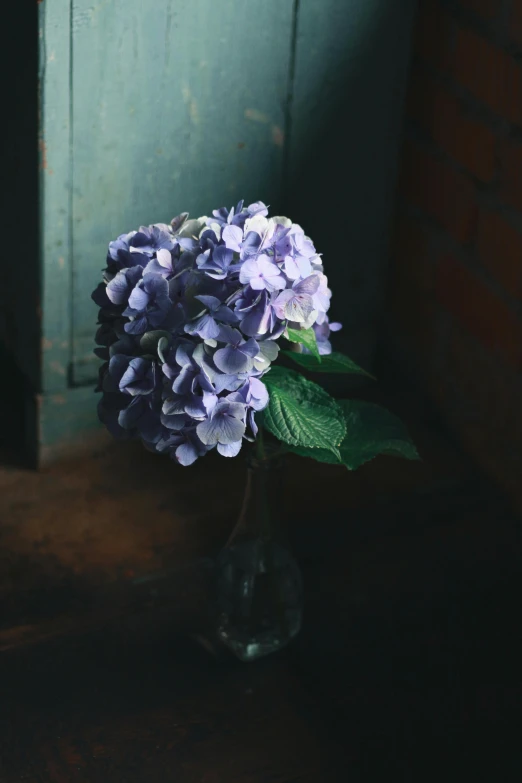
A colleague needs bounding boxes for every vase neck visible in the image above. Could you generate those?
[228,451,283,545]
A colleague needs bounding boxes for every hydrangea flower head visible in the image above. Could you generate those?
[92,201,341,464]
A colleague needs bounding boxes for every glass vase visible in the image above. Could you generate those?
[214,447,303,662]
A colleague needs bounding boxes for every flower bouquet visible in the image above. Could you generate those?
[92,200,418,660]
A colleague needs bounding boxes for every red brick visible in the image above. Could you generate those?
[459,0,497,21]
[476,208,522,299]
[447,324,522,502]
[447,325,492,422]
[499,139,522,212]
[390,213,434,294]
[407,70,496,182]
[447,325,521,435]
[453,28,522,125]
[413,0,455,72]
[510,0,522,46]
[399,143,477,243]
[436,254,522,368]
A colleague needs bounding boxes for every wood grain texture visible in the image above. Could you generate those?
[0,627,338,782]
[39,0,72,393]
[286,0,417,368]
[70,0,295,383]
[39,385,105,463]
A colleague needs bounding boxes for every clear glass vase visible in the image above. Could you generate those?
[214,447,303,662]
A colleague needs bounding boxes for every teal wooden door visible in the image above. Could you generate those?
[70,0,295,384]
[39,0,416,461]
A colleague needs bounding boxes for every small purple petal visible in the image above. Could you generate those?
[118,397,146,429]
[216,325,242,345]
[185,313,221,340]
[157,248,173,268]
[239,337,260,358]
[175,441,200,466]
[195,294,221,311]
[217,440,242,458]
[124,316,149,335]
[196,401,246,445]
[294,274,320,295]
[162,396,186,415]
[222,224,243,251]
[249,410,259,438]
[214,345,253,374]
[128,285,150,311]
[173,365,198,395]
[160,411,186,430]
[107,272,131,304]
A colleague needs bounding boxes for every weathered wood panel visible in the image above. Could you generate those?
[287,0,417,369]
[39,0,72,393]
[70,0,295,383]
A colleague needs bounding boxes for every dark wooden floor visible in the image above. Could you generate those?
[0,622,340,782]
[1,382,521,781]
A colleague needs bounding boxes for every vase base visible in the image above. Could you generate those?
[216,624,299,663]
[214,540,303,662]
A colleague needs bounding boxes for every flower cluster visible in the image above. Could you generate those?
[92,200,340,465]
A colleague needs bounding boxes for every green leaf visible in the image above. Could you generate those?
[288,399,420,470]
[285,327,321,361]
[283,350,374,378]
[157,336,170,364]
[139,330,172,355]
[264,366,336,407]
[261,366,346,458]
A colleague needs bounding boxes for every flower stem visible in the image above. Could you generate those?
[255,424,266,462]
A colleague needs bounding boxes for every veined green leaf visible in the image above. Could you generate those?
[287,399,420,470]
[284,350,374,377]
[261,367,346,458]
[285,327,321,361]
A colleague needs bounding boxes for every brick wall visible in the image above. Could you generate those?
[386,0,522,507]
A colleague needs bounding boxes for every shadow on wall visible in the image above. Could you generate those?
[0,5,39,467]
[284,0,417,372]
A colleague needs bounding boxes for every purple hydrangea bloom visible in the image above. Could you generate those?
[163,341,203,395]
[97,392,136,440]
[239,231,263,262]
[239,254,286,292]
[311,318,342,356]
[236,288,283,338]
[123,274,174,334]
[234,377,269,411]
[214,327,259,374]
[106,266,143,305]
[196,399,246,457]
[143,246,180,277]
[157,427,212,466]
[196,244,239,280]
[160,396,187,432]
[119,395,164,443]
[92,199,341,464]
[273,274,320,324]
[210,201,245,228]
[127,224,175,256]
[107,224,175,272]
[184,295,239,340]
